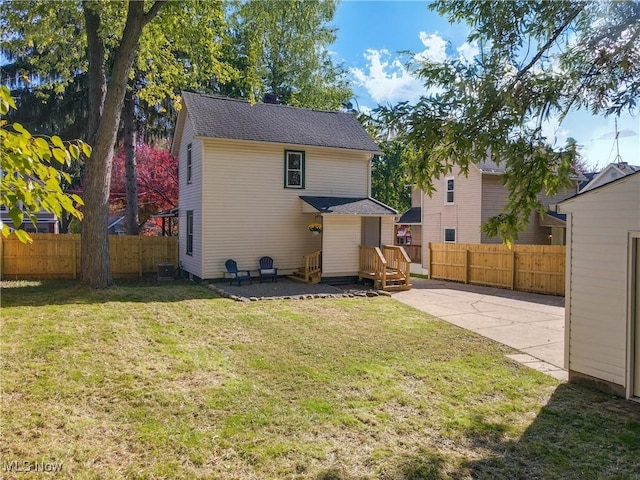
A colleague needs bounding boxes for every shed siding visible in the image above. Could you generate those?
[200,138,370,278]
[562,174,640,388]
[178,114,203,278]
[322,216,361,277]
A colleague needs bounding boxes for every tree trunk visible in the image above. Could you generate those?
[123,89,139,235]
[80,1,165,288]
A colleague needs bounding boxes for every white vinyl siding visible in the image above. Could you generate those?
[200,139,370,278]
[178,114,203,278]
[560,174,640,391]
[381,216,395,246]
[322,216,361,277]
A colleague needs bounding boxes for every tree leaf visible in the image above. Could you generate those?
[51,135,65,149]
[14,229,32,244]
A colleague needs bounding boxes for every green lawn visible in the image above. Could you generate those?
[1,281,639,479]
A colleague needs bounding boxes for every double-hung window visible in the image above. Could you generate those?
[186,143,192,184]
[186,210,194,255]
[443,228,456,243]
[445,178,454,204]
[284,150,305,188]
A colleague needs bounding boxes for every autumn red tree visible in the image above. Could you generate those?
[110,142,177,234]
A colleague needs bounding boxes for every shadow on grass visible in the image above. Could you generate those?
[334,384,640,480]
[456,383,640,479]
[0,278,224,307]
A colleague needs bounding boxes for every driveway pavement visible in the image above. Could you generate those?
[392,278,567,381]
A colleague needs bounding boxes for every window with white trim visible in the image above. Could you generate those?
[445,178,454,204]
[443,228,456,243]
[284,150,305,188]
[186,143,192,184]
[186,210,194,255]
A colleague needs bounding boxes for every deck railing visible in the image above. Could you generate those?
[304,250,322,278]
[382,245,411,289]
[359,245,387,288]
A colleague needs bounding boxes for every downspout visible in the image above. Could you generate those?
[367,154,373,197]
[562,210,572,372]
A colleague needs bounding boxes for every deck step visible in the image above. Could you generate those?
[289,268,321,285]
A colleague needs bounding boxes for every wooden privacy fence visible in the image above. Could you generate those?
[428,243,565,296]
[1,233,179,280]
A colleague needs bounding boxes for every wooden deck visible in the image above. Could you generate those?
[290,246,411,291]
[358,245,411,291]
[289,250,322,285]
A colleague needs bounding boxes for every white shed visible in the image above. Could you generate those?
[559,171,640,399]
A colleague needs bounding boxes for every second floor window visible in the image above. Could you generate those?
[284,150,305,188]
[445,178,454,204]
[186,143,192,184]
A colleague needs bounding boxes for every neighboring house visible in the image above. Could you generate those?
[580,161,640,192]
[0,204,58,233]
[559,171,640,399]
[418,160,583,271]
[395,186,422,264]
[171,92,402,284]
[107,214,126,235]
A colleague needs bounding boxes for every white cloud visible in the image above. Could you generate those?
[351,49,424,104]
[527,115,570,147]
[415,32,447,63]
[457,41,479,63]
[541,119,570,147]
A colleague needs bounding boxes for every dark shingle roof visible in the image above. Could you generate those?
[300,196,397,215]
[181,92,381,153]
[397,207,421,224]
[475,159,506,174]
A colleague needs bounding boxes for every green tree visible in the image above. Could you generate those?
[2,1,233,286]
[221,0,352,109]
[0,86,88,242]
[371,141,411,213]
[385,0,640,244]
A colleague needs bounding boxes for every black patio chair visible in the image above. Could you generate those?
[225,259,252,286]
[258,256,278,283]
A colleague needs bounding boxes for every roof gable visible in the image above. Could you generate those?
[178,92,381,153]
[560,170,640,206]
[580,162,640,192]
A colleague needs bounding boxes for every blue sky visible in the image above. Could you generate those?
[330,1,639,171]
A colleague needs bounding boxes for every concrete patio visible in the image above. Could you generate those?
[392,277,567,381]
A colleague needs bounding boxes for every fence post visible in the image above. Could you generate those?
[428,243,432,279]
[72,237,77,280]
[138,235,143,278]
[510,250,516,290]
[464,249,469,284]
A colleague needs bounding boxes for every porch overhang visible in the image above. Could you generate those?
[396,206,421,225]
[300,196,397,216]
[539,210,567,228]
